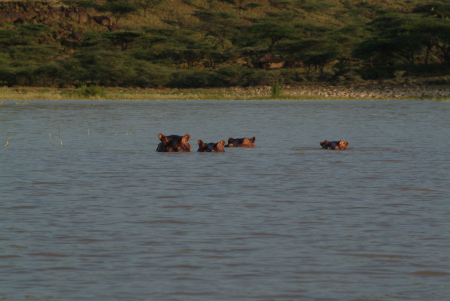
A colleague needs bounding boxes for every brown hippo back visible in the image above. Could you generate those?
[320,140,349,150]
[198,140,226,152]
[156,133,192,152]
[225,137,256,148]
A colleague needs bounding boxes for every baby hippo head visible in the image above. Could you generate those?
[157,133,192,152]
[197,140,226,152]
[225,137,256,148]
[320,140,349,150]
[320,140,331,149]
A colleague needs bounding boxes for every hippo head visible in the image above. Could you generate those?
[335,140,349,150]
[320,140,349,150]
[320,140,331,149]
[197,140,226,152]
[156,133,192,152]
[225,137,256,148]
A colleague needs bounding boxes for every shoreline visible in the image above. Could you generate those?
[1,82,450,101]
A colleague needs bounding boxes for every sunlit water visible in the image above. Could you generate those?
[1,100,449,300]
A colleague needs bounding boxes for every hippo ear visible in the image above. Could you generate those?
[338,140,348,147]
[250,137,256,143]
[220,140,226,146]
[320,141,325,146]
[159,134,169,143]
[184,134,191,141]
[198,140,205,148]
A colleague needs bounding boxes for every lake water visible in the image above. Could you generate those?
[1,100,449,300]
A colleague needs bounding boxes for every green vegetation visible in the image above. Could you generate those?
[271,81,284,97]
[5,133,12,147]
[126,125,136,135]
[58,127,62,147]
[1,0,450,89]
[74,85,106,97]
[49,132,55,146]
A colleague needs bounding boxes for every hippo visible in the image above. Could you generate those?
[225,137,256,148]
[156,133,192,152]
[320,140,349,150]
[197,140,226,152]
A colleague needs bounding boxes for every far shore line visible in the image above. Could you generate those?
[1,82,450,102]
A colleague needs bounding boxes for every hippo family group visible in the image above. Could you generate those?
[156,133,349,152]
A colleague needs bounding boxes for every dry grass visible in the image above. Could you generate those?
[0,86,449,101]
[1,0,427,30]
[118,0,425,29]
[0,86,323,100]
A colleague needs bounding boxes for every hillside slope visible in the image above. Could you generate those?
[1,0,448,88]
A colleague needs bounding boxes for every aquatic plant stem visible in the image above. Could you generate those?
[126,126,136,135]
[58,128,62,147]
[5,135,11,147]
[88,121,91,136]
[49,133,55,147]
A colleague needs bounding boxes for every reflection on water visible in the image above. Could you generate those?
[1,100,450,300]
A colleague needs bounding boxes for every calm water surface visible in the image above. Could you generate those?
[1,100,449,300]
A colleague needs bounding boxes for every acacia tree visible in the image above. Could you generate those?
[413,18,450,65]
[248,21,297,47]
[331,25,367,68]
[413,3,450,65]
[104,31,143,51]
[352,14,427,66]
[192,11,240,51]
[269,0,292,9]
[137,0,165,17]
[97,0,139,25]
[413,1,450,19]
[61,0,96,8]
[167,34,215,68]
[290,38,339,74]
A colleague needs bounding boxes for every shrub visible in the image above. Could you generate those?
[320,70,335,82]
[245,69,282,86]
[33,63,64,87]
[271,82,284,98]
[74,85,106,98]
[128,62,173,88]
[393,70,406,83]
[210,66,245,87]
[342,70,364,83]
[279,69,300,85]
[169,69,213,88]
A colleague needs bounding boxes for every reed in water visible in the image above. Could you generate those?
[5,134,11,147]
[49,132,55,147]
[58,128,62,147]
[126,126,136,135]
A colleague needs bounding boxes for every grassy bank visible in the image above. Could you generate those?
[0,85,332,101]
[1,82,450,102]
